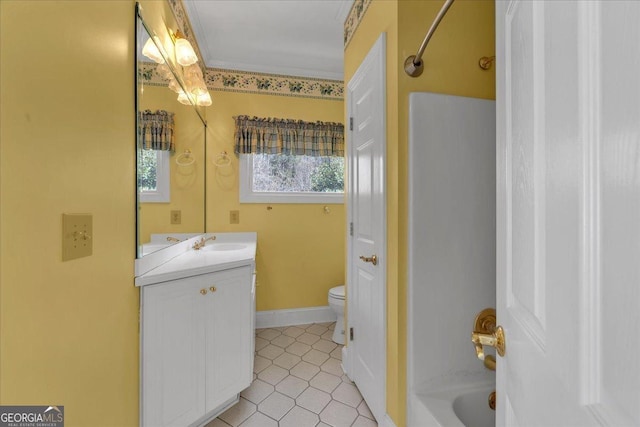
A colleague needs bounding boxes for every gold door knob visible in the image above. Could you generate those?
[209,286,217,292]
[359,254,378,266]
[200,289,207,295]
[471,308,506,359]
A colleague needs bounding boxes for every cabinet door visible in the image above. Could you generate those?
[204,266,253,412]
[141,277,207,427]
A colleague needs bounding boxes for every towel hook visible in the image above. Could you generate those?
[175,149,195,166]
[214,151,231,167]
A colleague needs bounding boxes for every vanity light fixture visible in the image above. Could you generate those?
[196,92,212,107]
[176,90,192,106]
[172,29,198,66]
[142,36,165,64]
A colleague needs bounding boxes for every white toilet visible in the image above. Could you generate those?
[328,285,345,344]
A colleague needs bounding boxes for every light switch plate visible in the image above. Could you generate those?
[62,213,93,261]
[230,210,240,224]
[170,210,181,224]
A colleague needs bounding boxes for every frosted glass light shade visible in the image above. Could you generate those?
[190,79,208,96]
[177,90,192,105]
[175,38,198,66]
[197,92,212,107]
[142,37,165,64]
[168,78,182,94]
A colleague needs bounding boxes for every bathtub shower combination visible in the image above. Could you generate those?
[407,92,496,426]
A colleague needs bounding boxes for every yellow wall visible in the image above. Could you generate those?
[345,1,494,425]
[138,85,206,243]
[0,1,138,426]
[204,91,345,311]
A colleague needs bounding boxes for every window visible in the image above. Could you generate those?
[138,149,170,202]
[239,153,344,204]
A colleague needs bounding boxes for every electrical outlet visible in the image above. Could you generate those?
[170,210,181,224]
[62,213,93,261]
[230,210,240,224]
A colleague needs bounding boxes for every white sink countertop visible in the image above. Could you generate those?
[135,232,257,287]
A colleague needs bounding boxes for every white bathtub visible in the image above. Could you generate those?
[409,377,495,427]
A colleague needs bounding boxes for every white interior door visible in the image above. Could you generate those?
[347,33,386,423]
[497,1,640,425]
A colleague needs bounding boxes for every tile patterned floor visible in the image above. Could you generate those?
[207,322,378,427]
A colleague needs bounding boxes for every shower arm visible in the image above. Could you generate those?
[404,0,455,78]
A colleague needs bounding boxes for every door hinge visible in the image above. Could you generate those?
[349,222,354,236]
[350,327,354,341]
[349,117,353,131]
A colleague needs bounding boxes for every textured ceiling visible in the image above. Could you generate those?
[183,0,352,81]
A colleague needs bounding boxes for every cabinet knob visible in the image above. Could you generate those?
[200,289,207,295]
[210,286,217,293]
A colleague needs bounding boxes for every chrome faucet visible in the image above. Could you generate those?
[192,236,216,250]
[166,236,181,242]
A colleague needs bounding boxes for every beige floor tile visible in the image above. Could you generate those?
[275,375,309,398]
[297,332,321,345]
[357,400,374,420]
[309,371,342,393]
[306,324,329,336]
[237,412,277,427]
[257,328,281,340]
[270,334,296,348]
[312,339,338,354]
[205,418,231,427]
[254,336,269,351]
[330,346,343,360]
[328,322,336,331]
[218,398,256,426]
[296,386,331,414]
[257,391,294,421]
[240,379,274,405]
[321,357,344,376]
[241,323,374,427]
[257,364,289,385]
[352,415,378,427]
[318,322,335,328]
[319,400,358,427]
[258,344,285,360]
[282,326,305,338]
[279,405,319,427]
[253,355,271,374]
[273,352,301,370]
[286,341,312,356]
[341,374,354,384]
[302,348,330,366]
[332,382,363,408]
[321,330,335,341]
[290,360,321,381]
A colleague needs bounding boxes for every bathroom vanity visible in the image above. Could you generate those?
[135,233,257,427]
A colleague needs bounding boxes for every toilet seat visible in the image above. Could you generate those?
[329,285,345,300]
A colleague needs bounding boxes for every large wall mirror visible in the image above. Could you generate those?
[136,3,207,258]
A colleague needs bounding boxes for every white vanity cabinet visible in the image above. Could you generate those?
[141,265,254,427]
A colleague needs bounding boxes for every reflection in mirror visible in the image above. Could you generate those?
[136,5,207,258]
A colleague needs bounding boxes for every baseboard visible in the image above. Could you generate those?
[256,306,336,329]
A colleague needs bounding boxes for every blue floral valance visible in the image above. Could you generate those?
[234,116,344,157]
[138,109,175,151]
